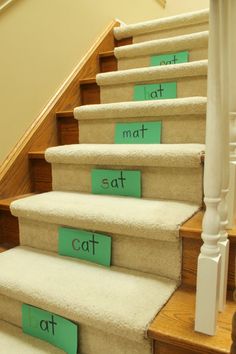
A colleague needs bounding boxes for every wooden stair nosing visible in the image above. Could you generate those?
[180,211,236,243]
[56,111,74,118]
[148,286,234,354]
[0,194,35,211]
[79,78,97,85]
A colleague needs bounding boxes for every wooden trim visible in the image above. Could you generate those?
[149,286,234,354]
[0,194,34,211]
[0,19,120,199]
[0,0,15,12]
[180,211,236,243]
[56,111,74,118]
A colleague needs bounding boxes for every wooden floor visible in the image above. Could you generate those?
[149,286,235,354]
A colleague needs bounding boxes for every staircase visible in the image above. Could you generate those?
[0,8,235,354]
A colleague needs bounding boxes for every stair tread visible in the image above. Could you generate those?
[56,111,74,118]
[99,50,115,57]
[114,9,209,40]
[0,194,35,211]
[45,143,204,168]
[74,96,207,120]
[0,246,177,343]
[180,210,236,243]
[148,286,234,354]
[0,320,64,353]
[28,151,45,159]
[80,78,96,85]
[96,59,208,86]
[115,30,208,59]
[10,191,199,242]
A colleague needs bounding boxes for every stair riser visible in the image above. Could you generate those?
[18,218,181,280]
[0,294,152,354]
[51,164,203,204]
[0,210,19,245]
[100,76,207,104]
[118,47,208,71]
[57,116,79,145]
[29,158,52,193]
[132,22,209,43]
[79,114,206,144]
[99,54,117,73]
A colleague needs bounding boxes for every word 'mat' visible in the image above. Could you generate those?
[115,121,162,144]
[123,124,148,139]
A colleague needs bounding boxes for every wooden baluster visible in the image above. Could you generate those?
[231,312,236,354]
[195,0,222,335]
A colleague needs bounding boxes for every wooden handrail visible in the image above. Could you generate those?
[0,0,15,12]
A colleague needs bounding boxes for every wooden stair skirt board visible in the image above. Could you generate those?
[0,8,234,354]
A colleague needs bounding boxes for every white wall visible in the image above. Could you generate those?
[0,0,209,163]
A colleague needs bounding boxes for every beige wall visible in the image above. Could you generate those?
[0,0,209,164]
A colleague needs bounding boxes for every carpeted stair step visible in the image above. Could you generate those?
[0,320,64,354]
[115,31,208,70]
[10,191,199,279]
[96,60,207,103]
[45,144,204,204]
[74,96,206,144]
[0,246,178,354]
[114,9,209,43]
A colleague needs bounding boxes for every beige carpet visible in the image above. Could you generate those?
[0,247,177,342]
[114,8,209,41]
[75,97,206,144]
[115,31,208,70]
[0,320,64,354]
[11,191,199,242]
[0,8,208,354]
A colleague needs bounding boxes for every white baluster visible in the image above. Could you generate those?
[227,112,236,228]
[227,0,236,228]
[195,0,222,336]
[217,0,230,313]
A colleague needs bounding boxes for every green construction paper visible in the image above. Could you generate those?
[115,121,162,144]
[150,50,189,66]
[92,169,141,198]
[59,227,112,267]
[134,82,177,101]
[22,304,77,354]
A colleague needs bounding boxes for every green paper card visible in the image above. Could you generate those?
[115,121,162,144]
[134,82,177,101]
[59,227,112,267]
[22,304,78,354]
[92,169,141,198]
[150,51,189,66]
